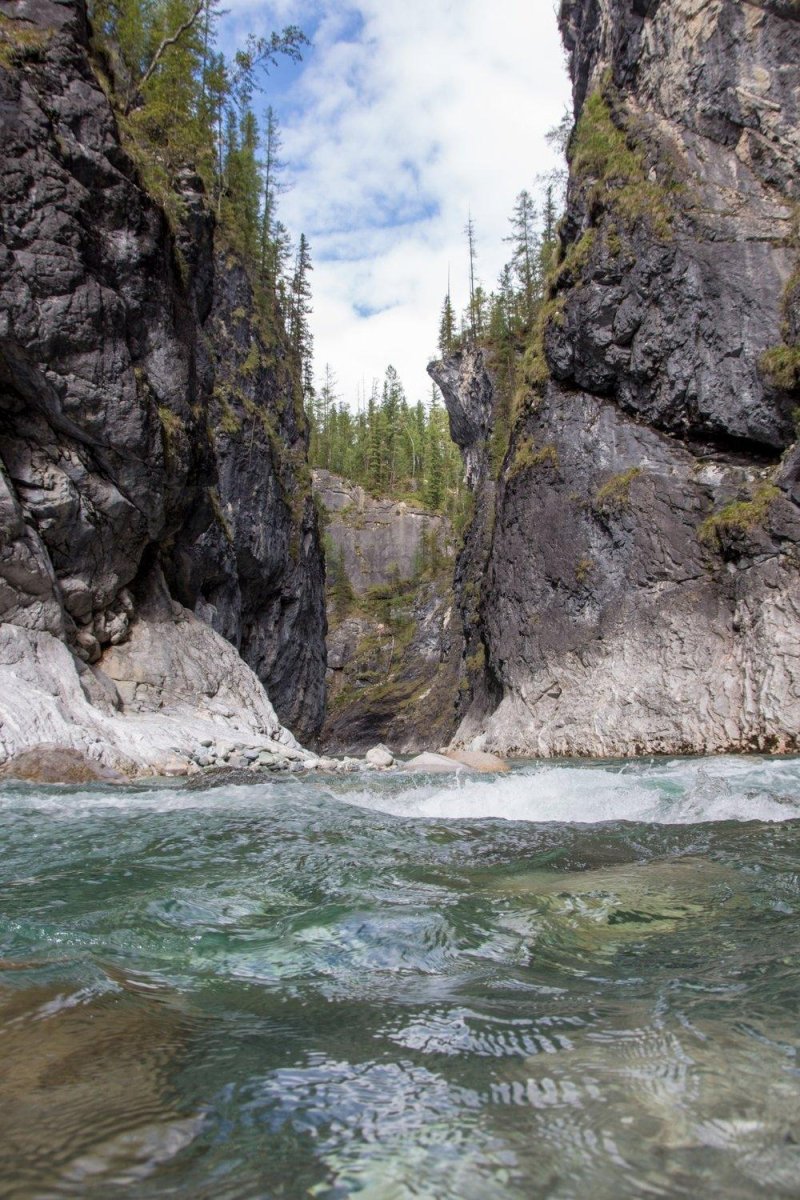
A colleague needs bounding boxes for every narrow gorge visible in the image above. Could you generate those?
[3,1,800,1196]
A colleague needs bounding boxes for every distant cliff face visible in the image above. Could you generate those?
[0,0,326,759]
[431,0,800,757]
[313,471,461,754]
[313,470,451,594]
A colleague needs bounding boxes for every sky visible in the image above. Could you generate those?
[221,1,573,407]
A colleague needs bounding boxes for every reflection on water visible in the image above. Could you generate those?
[1,757,800,1198]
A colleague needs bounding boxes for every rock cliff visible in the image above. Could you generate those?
[0,0,326,770]
[431,0,800,757]
[313,471,461,753]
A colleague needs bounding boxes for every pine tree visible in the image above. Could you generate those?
[504,189,539,328]
[259,106,286,288]
[425,386,445,511]
[289,233,313,373]
[438,287,456,356]
[464,212,478,339]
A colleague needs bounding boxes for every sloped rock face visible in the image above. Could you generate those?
[0,0,325,761]
[430,0,800,757]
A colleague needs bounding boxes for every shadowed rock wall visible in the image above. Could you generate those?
[0,0,326,762]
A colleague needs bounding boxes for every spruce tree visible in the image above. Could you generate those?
[438,290,456,356]
[425,386,445,511]
[504,189,539,328]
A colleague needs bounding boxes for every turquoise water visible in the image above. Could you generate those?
[1,757,800,1198]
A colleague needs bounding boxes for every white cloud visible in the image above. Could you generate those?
[225,0,572,405]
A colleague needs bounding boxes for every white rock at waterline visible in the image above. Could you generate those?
[403,752,477,774]
[365,744,395,768]
[443,749,509,773]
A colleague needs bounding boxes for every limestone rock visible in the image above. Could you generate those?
[443,750,509,773]
[0,746,125,784]
[403,752,477,774]
[0,0,325,752]
[0,570,307,777]
[365,743,395,768]
[313,470,451,595]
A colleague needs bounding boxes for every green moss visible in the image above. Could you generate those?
[213,389,241,435]
[570,88,676,240]
[575,556,593,584]
[593,467,642,511]
[242,342,262,376]
[760,217,800,392]
[507,436,560,480]
[0,13,51,68]
[521,297,566,392]
[698,483,782,546]
[465,645,486,677]
[761,345,800,391]
[554,228,597,288]
[157,405,183,467]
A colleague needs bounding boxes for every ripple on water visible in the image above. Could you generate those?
[1,757,800,1198]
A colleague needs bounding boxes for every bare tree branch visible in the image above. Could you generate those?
[125,0,205,113]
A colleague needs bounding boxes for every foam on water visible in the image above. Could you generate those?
[341,756,800,825]
[2,756,800,826]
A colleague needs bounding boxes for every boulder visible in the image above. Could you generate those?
[403,752,477,774]
[365,743,395,768]
[0,746,125,785]
[444,749,509,773]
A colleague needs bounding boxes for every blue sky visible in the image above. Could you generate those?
[220,1,572,405]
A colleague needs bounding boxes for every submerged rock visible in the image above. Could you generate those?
[443,749,509,773]
[0,746,125,785]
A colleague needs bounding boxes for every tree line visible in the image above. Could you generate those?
[307,366,465,519]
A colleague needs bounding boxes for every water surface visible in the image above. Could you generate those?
[1,756,799,1198]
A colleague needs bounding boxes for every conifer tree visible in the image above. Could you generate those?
[504,189,539,328]
[425,386,445,511]
[464,212,478,339]
[438,289,456,356]
[259,106,286,288]
[289,233,313,372]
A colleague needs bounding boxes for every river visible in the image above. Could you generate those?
[1,757,799,1198]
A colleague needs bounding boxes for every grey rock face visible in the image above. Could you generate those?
[428,0,800,757]
[427,353,495,490]
[313,470,451,594]
[321,580,462,755]
[316,472,462,755]
[553,0,799,449]
[0,0,325,753]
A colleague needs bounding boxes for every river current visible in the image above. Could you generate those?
[1,756,799,1199]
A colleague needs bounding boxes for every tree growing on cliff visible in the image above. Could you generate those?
[438,290,456,356]
[424,386,445,511]
[289,233,313,380]
[504,189,539,329]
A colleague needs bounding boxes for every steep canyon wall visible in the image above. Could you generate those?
[0,0,326,768]
[431,0,800,757]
